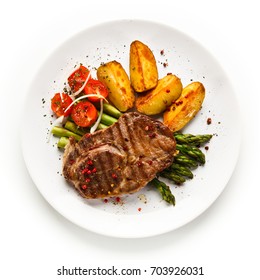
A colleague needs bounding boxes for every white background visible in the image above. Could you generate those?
[1,0,259,279]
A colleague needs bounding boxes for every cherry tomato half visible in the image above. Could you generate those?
[68,65,91,93]
[71,101,98,127]
[51,93,73,117]
[84,79,108,102]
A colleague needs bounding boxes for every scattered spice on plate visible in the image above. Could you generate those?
[207,117,212,125]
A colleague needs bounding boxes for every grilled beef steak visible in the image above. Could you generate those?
[63,112,176,198]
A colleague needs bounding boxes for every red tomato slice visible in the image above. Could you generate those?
[68,65,91,93]
[51,93,73,117]
[71,101,98,127]
[84,79,108,102]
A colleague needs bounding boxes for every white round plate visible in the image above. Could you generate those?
[21,20,241,238]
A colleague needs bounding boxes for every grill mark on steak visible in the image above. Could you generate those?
[99,148,115,187]
[119,115,135,155]
[63,112,176,199]
[116,116,136,180]
[92,151,106,195]
[117,114,149,182]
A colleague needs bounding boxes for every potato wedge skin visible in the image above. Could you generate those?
[130,40,158,92]
[163,82,205,132]
[135,74,182,115]
[97,61,135,112]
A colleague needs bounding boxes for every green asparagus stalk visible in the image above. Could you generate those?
[57,136,69,148]
[99,112,118,126]
[174,132,212,146]
[174,154,198,168]
[176,143,205,164]
[168,163,193,179]
[54,119,109,150]
[51,126,82,141]
[103,103,122,119]
[151,178,175,205]
[64,120,89,136]
[160,170,186,185]
[55,125,108,148]
[97,123,108,130]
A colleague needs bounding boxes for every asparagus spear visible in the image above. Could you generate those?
[176,143,205,164]
[103,103,122,119]
[64,120,89,136]
[99,112,118,126]
[174,154,198,168]
[174,132,212,146]
[53,119,109,150]
[97,123,108,130]
[168,163,193,179]
[51,126,82,141]
[150,178,175,205]
[160,170,186,185]
[56,126,105,149]
[57,136,69,148]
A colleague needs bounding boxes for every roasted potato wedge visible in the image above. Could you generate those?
[97,61,135,112]
[135,74,182,115]
[130,40,158,92]
[163,82,205,132]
